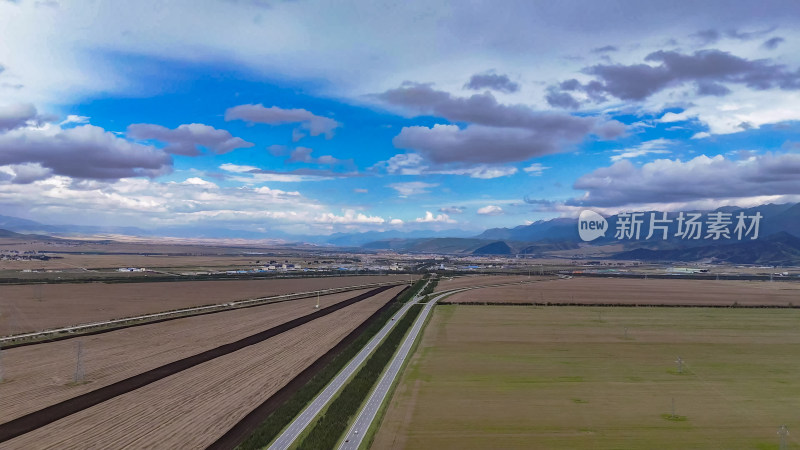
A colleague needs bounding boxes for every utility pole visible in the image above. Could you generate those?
[315,290,320,309]
[778,425,789,450]
[675,356,683,374]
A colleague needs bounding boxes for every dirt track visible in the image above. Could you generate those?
[443,277,800,306]
[0,274,407,335]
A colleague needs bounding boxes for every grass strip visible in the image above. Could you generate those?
[296,304,424,450]
[234,296,408,449]
[396,279,427,303]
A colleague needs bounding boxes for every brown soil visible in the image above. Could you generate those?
[0,287,401,424]
[442,277,800,306]
[433,275,535,293]
[0,274,407,335]
[3,285,404,448]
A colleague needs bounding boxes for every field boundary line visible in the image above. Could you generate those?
[0,281,402,348]
[0,286,398,445]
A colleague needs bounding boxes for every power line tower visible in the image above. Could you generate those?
[74,341,85,383]
[675,356,683,374]
[778,425,789,450]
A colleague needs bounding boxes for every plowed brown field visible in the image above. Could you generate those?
[0,287,400,424]
[443,277,800,306]
[3,285,404,449]
[0,274,407,334]
[433,275,537,293]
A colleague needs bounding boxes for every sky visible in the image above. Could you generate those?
[1,0,799,237]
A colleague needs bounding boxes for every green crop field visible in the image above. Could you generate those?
[372,305,800,449]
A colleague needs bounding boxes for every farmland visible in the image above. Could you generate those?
[443,277,800,307]
[373,303,800,449]
[0,274,407,335]
[1,285,405,447]
[433,274,539,293]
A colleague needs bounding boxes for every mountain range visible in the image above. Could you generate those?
[1,203,799,264]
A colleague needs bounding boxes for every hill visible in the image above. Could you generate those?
[612,231,800,265]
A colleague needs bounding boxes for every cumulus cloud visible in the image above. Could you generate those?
[374,152,516,179]
[394,124,587,165]
[0,123,171,180]
[387,181,438,196]
[0,103,41,131]
[376,84,623,165]
[127,123,254,156]
[0,163,52,184]
[224,104,341,138]
[609,138,672,161]
[477,205,503,215]
[463,72,520,93]
[315,209,385,225]
[569,152,800,207]
[555,49,800,102]
[414,211,455,223]
[376,83,600,134]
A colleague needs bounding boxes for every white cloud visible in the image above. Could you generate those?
[477,205,504,215]
[377,153,428,175]
[523,163,550,175]
[610,138,672,161]
[315,209,386,224]
[438,206,465,214]
[432,165,518,179]
[389,218,404,225]
[181,177,218,188]
[59,114,89,126]
[414,211,455,223]
[387,181,438,196]
[219,163,259,173]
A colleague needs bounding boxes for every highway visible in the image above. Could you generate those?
[337,289,457,450]
[267,282,429,450]
[268,278,539,450]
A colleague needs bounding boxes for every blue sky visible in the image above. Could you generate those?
[1,0,799,236]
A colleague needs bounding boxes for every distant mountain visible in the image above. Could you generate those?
[0,228,62,241]
[475,203,800,245]
[477,217,577,241]
[324,229,473,247]
[472,241,512,255]
[612,231,800,265]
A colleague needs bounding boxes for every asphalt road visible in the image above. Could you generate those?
[336,289,460,450]
[267,283,427,450]
[270,279,534,450]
